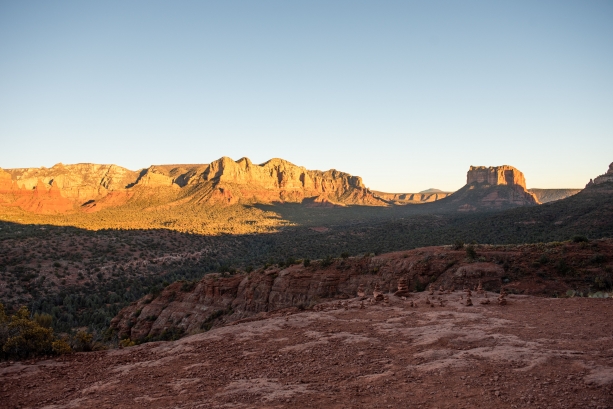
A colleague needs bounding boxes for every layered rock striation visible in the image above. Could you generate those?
[189,157,385,206]
[110,239,613,341]
[4,163,138,201]
[466,165,528,188]
[0,157,388,213]
[0,168,74,213]
[433,165,539,212]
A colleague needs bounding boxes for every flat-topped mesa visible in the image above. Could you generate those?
[467,165,527,189]
[435,164,540,211]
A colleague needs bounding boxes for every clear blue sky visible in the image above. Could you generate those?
[1,1,611,191]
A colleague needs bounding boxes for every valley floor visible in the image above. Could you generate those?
[1,293,612,408]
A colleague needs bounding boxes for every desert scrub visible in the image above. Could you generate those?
[0,304,72,360]
[465,245,477,260]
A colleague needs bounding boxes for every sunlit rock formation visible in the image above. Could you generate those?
[434,165,539,211]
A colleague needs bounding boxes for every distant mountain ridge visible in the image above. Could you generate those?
[0,157,390,214]
[0,159,600,223]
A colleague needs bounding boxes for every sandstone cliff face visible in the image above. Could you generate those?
[110,240,613,341]
[0,158,390,213]
[3,163,138,201]
[110,249,469,340]
[466,165,527,188]
[184,157,383,206]
[0,177,74,214]
[433,165,539,212]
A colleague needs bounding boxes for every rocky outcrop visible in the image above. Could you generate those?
[3,163,138,201]
[0,178,74,214]
[587,162,613,186]
[466,165,527,188]
[106,246,495,340]
[0,158,389,212]
[433,165,539,212]
[189,157,385,206]
[134,166,177,188]
[110,239,613,341]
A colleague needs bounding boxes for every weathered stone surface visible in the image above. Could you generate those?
[0,157,389,212]
[3,163,138,201]
[0,174,74,214]
[467,165,527,188]
[448,263,505,290]
[437,165,540,211]
[114,241,585,340]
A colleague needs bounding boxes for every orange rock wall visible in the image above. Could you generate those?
[466,165,527,188]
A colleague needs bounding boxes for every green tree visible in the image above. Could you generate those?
[2,306,54,358]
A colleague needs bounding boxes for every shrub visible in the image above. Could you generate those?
[1,306,56,359]
[538,255,549,265]
[119,338,135,348]
[72,330,94,352]
[158,326,184,341]
[453,240,464,250]
[590,254,606,264]
[321,255,334,267]
[572,235,589,243]
[303,258,310,267]
[414,281,426,292]
[465,245,477,260]
[199,308,229,331]
[555,260,570,276]
[180,281,196,292]
[52,339,72,354]
[33,313,53,328]
[341,252,350,259]
[150,285,162,297]
[594,274,612,290]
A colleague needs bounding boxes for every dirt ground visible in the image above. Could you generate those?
[1,292,612,409]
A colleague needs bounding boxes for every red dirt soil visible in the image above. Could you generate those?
[1,293,612,408]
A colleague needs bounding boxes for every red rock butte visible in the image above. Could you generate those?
[466,165,527,188]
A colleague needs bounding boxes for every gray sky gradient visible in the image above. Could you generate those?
[1,1,611,192]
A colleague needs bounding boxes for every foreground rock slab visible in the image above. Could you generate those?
[2,294,613,408]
